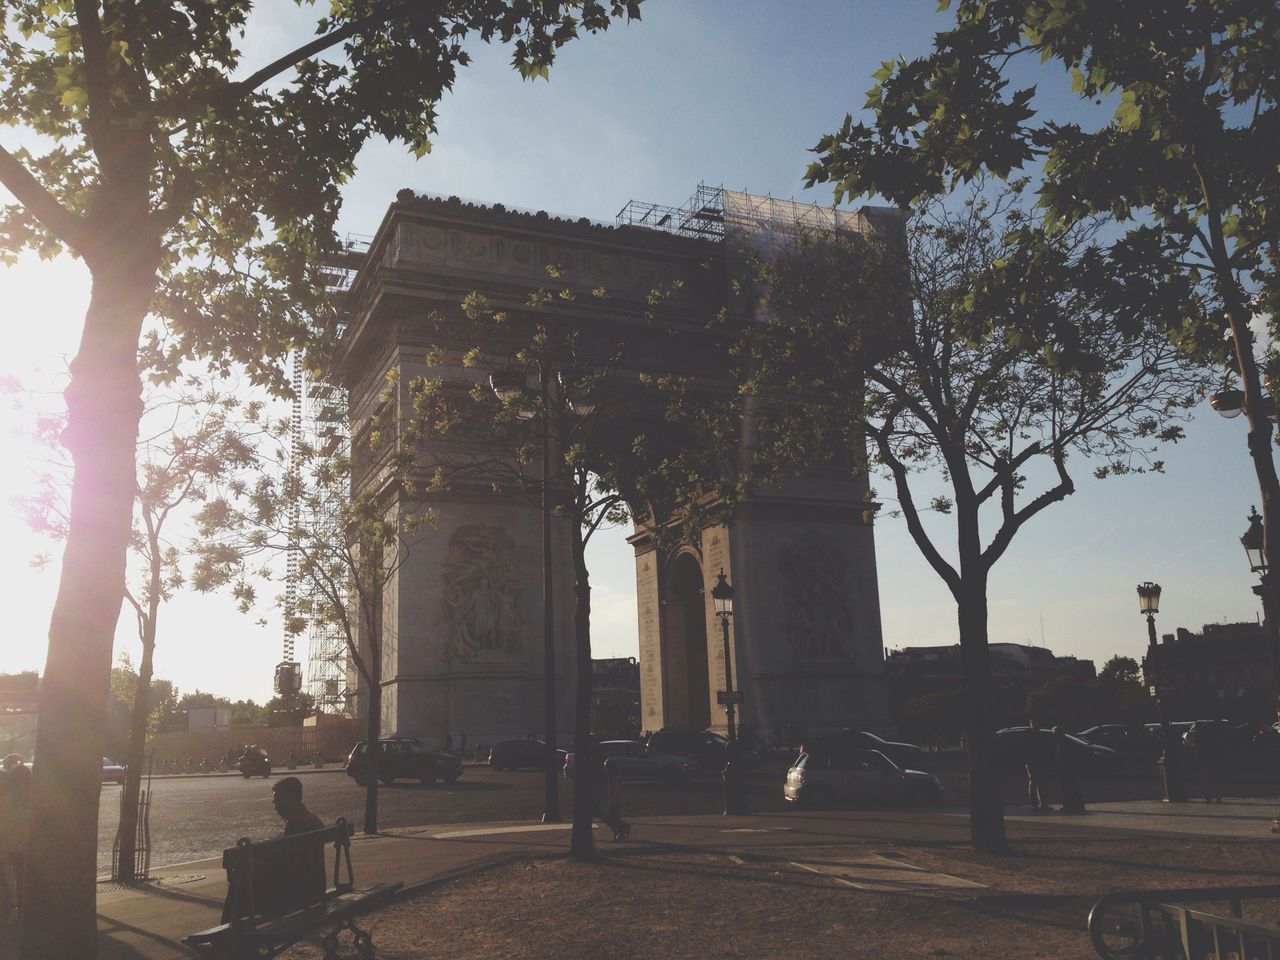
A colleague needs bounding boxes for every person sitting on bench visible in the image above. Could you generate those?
[222,776,325,921]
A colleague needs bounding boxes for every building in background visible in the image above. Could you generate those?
[1145,622,1273,722]
[887,643,1098,741]
[187,705,233,732]
[592,657,640,739]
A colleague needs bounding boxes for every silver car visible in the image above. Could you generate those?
[563,739,697,783]
[784,748,942,809]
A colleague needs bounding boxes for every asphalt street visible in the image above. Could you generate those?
[96,764,793,873]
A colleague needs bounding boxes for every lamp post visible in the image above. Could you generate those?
[491,366,560,823]
[1240,506,1280,716]
[1137,581,1186,803]
[1213,380,1280,697]
[711,569,738,741]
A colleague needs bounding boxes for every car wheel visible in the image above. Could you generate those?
[241,770,251,779]
[262,767,271,778]
[444,771,461,784]
[354,775,369,788]
[805,784,833,810]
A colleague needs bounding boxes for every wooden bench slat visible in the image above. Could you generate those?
[183,818,401,960]
[243,883,404,943]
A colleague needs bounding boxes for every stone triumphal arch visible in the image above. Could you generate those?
[328,185,895,745]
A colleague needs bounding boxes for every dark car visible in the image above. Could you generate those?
[645,730,736,770]
[563,740,697,783]
[994,726,1117,771]
[488,739,566,771]
[1076,724,1159,757]
[345,737,463,786]
[801,729,924,767]
[238,746,271,779]
[784,749,942,809]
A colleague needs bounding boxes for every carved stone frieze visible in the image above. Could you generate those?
[778,532,855,660]
[440,524,523,663]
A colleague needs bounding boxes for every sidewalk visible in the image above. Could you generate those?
[6,797,1276,959]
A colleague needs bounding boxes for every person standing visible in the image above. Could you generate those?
[1025,718,1048,811]
[1187,723,1224,802]
[1053,726,1085,814]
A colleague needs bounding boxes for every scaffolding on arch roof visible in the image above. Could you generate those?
[616,182,880,243]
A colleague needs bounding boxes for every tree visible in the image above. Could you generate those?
[22,380,265,881]
[804,0,1279,686]
[1099,655,1142,689]
[411,295,630,861]
[230,698,268,727]
[0,2,640,952]
[195,371,427,836]
[741,182,1207,851]
[265,691,316,728]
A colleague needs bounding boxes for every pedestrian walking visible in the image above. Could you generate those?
[1025,717,1048,811]
[591,751,630,840]
[1052,726,1085,814]
[460,731,468,757]
[444,731,453,752]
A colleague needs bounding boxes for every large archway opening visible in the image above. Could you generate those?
[662,552,711,731]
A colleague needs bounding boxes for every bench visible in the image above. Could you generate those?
[183,817,402,960]
[1089,884,1280,959]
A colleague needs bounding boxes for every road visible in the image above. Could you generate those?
[96,764,793,873]
[96,753,1280,874]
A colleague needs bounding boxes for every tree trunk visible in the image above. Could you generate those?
[363,674,381,835]
[569,530,595,860]
[956,577,1007,854]
[22,257,155,960]
[116,609,158,883]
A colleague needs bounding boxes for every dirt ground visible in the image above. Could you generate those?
[279,830,1280,960]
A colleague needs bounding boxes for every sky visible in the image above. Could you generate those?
[0,1,1269,705]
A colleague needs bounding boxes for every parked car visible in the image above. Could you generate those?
[1143,721,1195,747]
[237,746,272,779]
[101,757,125,785]
[994,727,1118,770]
[1182,720,1257,765]
[784,748,942,809]
[1075,724,1159,757]
[345,737,463,786]
[801,729,924,767]
[645,730,739,770]
[488,739,566,771]
[563,740,697,783]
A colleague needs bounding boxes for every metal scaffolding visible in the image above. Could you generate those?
[616,183,877,243]
[285,239,363,716]
[295,366,354,717]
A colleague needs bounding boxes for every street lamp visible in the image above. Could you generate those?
[491,365,561,823]
[711,569,738,741]
[1241,506,1280,720]
[1136,581,1186,803]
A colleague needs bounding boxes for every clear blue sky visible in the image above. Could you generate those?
[0,1,1265,703]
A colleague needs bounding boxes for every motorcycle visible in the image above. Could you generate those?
[237,747,272,779]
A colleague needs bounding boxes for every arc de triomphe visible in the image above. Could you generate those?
[329,185,894,745]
